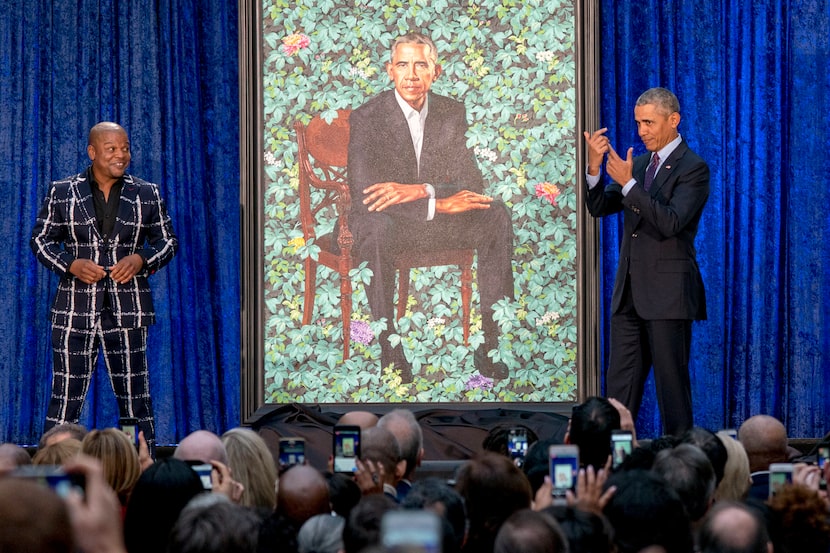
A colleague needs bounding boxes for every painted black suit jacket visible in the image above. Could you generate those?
[586,139,709,320]
[348,90,484,221]
[31,170,178,329]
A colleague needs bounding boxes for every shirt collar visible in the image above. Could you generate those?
[394,89,429,125]
[654,134,682,163]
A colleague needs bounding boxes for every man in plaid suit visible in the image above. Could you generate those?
[31,122,178,452]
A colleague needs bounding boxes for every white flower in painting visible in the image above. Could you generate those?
[474,146,498,163]
[264,151,282,167]
[535,50,555,62]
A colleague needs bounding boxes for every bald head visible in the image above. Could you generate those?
[738,415,788,472]
[337,411,378,430]
[88,121,126,145]
[277,464,330,526]
[0,443,32,470]
[174,430,228,465]
[377,409,423,479]
[699,502,770,553]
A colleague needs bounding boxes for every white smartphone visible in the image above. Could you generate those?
[549,444,579,505]
[768,462,793,498]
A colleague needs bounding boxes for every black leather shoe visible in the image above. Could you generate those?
[474,349,509,380]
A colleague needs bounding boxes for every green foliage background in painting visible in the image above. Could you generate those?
[262,0,577,404]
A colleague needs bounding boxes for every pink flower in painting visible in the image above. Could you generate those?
[282,33,310,56]
[350,320,374,346]
[465,374,494,391]
[535,182,561,205]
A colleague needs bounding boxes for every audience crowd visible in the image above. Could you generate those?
[1,403,829,553]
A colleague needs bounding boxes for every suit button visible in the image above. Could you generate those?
[632,233,638,238]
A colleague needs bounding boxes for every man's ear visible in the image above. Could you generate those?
[564,432,571,445]
[417,447,424,467]
[395,459,406,480]
[433,64,442,79]
[87,144,95,161]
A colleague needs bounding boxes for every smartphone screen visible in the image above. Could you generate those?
[119,417,140,447]
[817,446,829,490]
[508,428,528,467]
[768,463,793,498]
[333,425,361,473]
[381,509,441,553]
[549,444,579,504]
[611,430,633,469]
[279,438,306,468]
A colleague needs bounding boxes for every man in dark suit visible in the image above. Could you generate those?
[31,122,177,451]
[583,87,709,435]
[348,32,514,382]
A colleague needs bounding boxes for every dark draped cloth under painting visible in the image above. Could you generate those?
[597,0,830,438]
[0,0,240,445]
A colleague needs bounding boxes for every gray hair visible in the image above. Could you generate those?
[636,87,680,116]
[389,32,438,65]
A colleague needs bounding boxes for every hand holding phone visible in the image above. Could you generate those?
[119,417,140,447]
[768,462,793,498]
[611,429,633,469]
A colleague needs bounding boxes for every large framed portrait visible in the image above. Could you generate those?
[239,0,601,420]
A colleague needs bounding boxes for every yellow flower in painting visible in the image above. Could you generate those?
[287,236,305,252]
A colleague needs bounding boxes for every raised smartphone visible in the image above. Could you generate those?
[549,444,579,505]
[333,425,361,474]
[611,429,633,469]
[507,427,528,467]
[768,462,793,498]
[279,437,306,468]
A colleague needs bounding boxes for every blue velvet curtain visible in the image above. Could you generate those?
[1,0,240,445]
[597,0,830,437]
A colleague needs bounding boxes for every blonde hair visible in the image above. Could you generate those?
[32,438,82,466]
[221,427,278,510]
[80,428,141,505]
[714,431,751,502]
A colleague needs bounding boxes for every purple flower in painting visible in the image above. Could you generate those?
[350,320,374,346]
[465,374,494,391]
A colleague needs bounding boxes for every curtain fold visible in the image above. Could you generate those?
[1,0,239,445]
[598,0,830,437]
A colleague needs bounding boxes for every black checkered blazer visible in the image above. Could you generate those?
[31,170,178,329]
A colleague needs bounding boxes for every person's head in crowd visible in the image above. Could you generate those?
[80,427,141,506]
[377,408,424,482]
[32,438,82,466]
[168,500,262,553]
[38,423,88,451]
[603,469,693,553]
[493,508,569,553]
[222,427,278,511]
[544,505,615,553]
[174,429,229,465]
[766,483,830,553]
[698,501,771,553]
[652,443,716,524]
[454,452,533,553]
[482,423,539,459]
[738,415,790,473]
[342,494,399,553]
[680,426,728,485]
[337,410,379,430]
[613,443,656,472]
[0,477,73,553]
[0,442,32,470]
[361,425,405,493]
[647,434,682,453]
[257,512,300,553]
[402,477,468,552]
[123,457,207,553]
[297,513,346,553]
[326,471,362,519]
[566,396,621,470]
[523,438,559,495]
[276,464,331,527]
[714,431,752,502]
